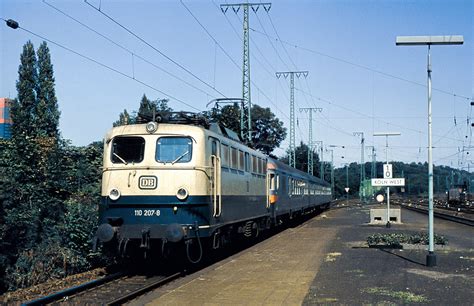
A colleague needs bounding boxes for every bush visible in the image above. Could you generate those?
[367,232,447,247]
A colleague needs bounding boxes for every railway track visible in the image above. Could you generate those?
[23,270,182,305]
[392,198,474,227]
[21,205,334,305]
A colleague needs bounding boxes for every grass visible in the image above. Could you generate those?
[362,287,429,303]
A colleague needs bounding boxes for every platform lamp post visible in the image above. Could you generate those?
[396,35,464,267]
[373,132,400,229]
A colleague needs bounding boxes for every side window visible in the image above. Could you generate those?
[231,147,238,169]
[221,144,229,167]
[252,155,258,173]
[245,152,250,172]
[239,150,245,171]
[270,173,276,190]
[211,140,217,156]
[111,136,145,164]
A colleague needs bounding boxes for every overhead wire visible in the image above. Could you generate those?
[43,0,217,99]
[83,0,229,99]
[2,17,200,111]
[249,27,471,101]
[294,86,467,144]
[209,0,289,120]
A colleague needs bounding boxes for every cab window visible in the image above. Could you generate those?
[111,136,145,164]
[156,137,192,163]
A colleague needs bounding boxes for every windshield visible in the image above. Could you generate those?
[156,137,192,163]
[111,136,145,164]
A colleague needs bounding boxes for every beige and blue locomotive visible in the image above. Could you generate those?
[94,113,332,261]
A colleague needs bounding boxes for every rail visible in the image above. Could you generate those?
[23,272,125,305]
[399,203,474,227]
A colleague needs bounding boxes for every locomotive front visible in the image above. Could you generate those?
[94,122,210,257]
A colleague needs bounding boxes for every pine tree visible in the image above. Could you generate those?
[36,42,60,139]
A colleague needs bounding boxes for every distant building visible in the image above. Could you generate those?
[0,98,13,139]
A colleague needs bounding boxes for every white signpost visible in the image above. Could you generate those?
[371,170,405,228]
[371,178,405,187]
[383,164,393,178]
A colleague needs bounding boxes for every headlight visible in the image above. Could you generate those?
[109,188,121,201]
[176,188,189,201]
[146,121,158,134]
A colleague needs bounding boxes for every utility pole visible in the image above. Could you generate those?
[353,132,365,182]
[326,148,334,197]
[276,70,309,168]
[220,2,271,142]
[314,140,323,179]
[366,145,376,179]
[299,107,322,175]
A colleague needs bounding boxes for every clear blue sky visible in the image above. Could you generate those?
[1,0,472,170]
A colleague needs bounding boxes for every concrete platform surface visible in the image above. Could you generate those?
[131,203,473,305]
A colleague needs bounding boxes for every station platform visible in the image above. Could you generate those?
[131,202,474,305]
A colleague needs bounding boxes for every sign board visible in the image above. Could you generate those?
[344,187,350,193]
[371,178,405,187]
[383,164,393,178]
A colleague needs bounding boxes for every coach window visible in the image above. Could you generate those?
[239,150,245,171]
[221,144,229,167]
[252,155,257,173]
[244,152,250,172]
[156,137,192,163]
[111,136,145,164]
[231,147,238,169]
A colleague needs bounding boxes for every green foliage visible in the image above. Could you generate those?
[113,94,173,126]
[12,41,38,138]
[36,42,60,138]
[367,232,447,247]
[0,41,105,293]
[206,103,287,155]
[280,141,321,174]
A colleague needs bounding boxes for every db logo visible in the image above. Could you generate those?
[139,176,157,189]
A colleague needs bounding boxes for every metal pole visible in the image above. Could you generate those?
[346,163,349,205]
[385,135,391,228]
[427,45,436,266]
[330,150,334,197]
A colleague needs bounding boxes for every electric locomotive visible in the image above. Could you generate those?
[94,112,331,261]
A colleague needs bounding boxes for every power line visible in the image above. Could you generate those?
[250,27,471,101]
[3,17,200,111]
[43,0,216,99]
[265,12,298,71]
[295,86,467,144]
[83,0,228,99]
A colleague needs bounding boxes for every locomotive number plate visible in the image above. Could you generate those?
[134,209,161,217]
[139,176,157,189]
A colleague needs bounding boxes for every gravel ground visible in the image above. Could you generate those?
[0,267,107,304]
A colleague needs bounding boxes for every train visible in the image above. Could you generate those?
[447,183,470,206]
[93,112,332,262]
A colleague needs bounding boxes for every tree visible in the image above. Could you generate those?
[36,42,60,138]
[280,141,321,174]
[208,103,287,155]
[113,109,133,127]
[11,40,37,138]
[113,94,173,126]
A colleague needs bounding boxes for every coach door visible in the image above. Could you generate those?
[210,137,222,217]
